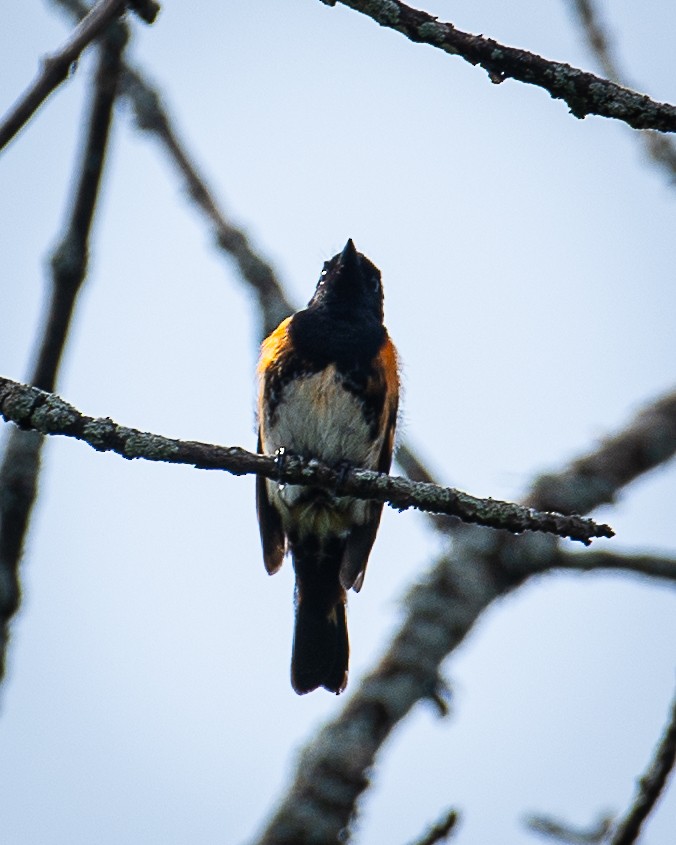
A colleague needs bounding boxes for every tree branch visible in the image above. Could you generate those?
[567,0,676,183]
[318,0,676,131]
[609,683,676,845]
[0,31,125,680]
[0,377,612,545]
[527,390,676,515]
[405,809,459,845]
[525,812,612,843]
[0,0,154,152]
[526,683,676,845]
[51,0,294,340]
[553,549,676,584]
[253,387,676,845]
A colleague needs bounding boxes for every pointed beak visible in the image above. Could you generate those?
[340,238,359,269]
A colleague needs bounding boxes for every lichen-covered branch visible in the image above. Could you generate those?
[0,0,154,152]
[0,377,612,544]
[567,0,676,182]
[318,0,676,131]
[0,32,125,680]
[252,388,676,845]
[609,683,676,845]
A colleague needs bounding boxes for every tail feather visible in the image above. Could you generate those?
[290,535,349,695]
[291,598,348,695]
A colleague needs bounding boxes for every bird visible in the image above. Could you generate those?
[256,239,399,694]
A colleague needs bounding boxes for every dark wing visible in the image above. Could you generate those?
[339,407,396,592]
[256,430,285,574]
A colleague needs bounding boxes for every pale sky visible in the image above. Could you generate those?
[1,2,675,844]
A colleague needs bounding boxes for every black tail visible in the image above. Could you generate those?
[290,536,349,695]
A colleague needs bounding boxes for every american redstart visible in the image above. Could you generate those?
[256,239,399,694]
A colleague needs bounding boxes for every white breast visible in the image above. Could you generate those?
[261,365,383,534]
[262,365,380,468]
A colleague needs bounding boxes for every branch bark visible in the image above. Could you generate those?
[0,377,612,544]
[0,0,153,152]
[0,31,125,680]
[318,0,676,131]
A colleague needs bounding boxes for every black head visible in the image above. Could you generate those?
[307,239,384,324]
[290,240,386,368]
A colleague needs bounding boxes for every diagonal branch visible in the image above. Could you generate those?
[405,809,459,845]
[553,549,676,584]
[252,387,676,845]
[567,0,676,182]
[318,0,676,131]
[0,30,125,680]
[526,389,676,515]
[0,377,612,545]
[525,812,612,843]
[609,682,676,845]
[526,682,676,845]
[0,0,155,152]
[51,0,294,340]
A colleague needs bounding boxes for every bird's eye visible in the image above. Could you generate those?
[372,275,381,292]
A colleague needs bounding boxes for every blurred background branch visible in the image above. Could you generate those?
[0,25,126,678]
[609,682,676,845]
[0,0,154,151]
[566,0,676,182]
[253,387,676,844]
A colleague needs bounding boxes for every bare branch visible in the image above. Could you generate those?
[567,0,676,182]
[253,387,676,845]
[0,32,125,679]
[52,0,293,338]
[405,809,459,845]
[527,390,676,515]
[0,377,612,544]
[526,683,676,845]
[609,684,676,845]
[553,550,676,584]
[318,0,676,131]
[0,0,153,152]
[525,812,612,843]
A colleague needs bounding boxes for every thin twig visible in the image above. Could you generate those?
[0,31,125,680]
[553,550,676,584]
[609,684,676,845]
[405,809,459,845]
[567,0,676,182]
[0,377,613,545]
[318,0,676,131]
[0,0,152,152]
[51,0,293,339]
[525,812,612,843]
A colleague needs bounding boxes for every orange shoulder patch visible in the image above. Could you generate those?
[257,316,292,377]
[379,333,400,410]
